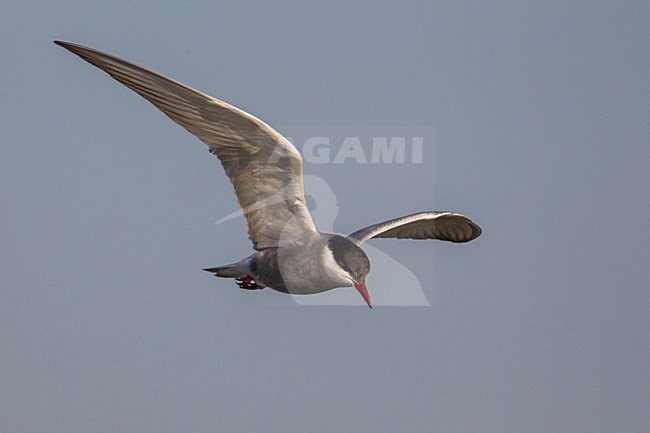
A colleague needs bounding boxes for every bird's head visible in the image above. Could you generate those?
[327,235,372,308]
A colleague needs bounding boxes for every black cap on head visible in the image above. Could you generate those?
[327,235,370,282]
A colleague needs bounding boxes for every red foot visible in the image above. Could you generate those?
[235,276,264,290]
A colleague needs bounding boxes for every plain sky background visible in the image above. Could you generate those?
[2,1,649,432]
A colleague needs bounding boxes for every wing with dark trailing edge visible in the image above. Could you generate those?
[348,211,481,245]
[55,41,318,250]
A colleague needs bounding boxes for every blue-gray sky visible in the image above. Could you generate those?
[2,1,649,432]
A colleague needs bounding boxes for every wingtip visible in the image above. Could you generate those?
[53,40,86,53]
[464,218,482,242]
[472,222,483,240]
[53,40,76,52]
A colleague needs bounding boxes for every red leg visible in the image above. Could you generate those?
[235,276,264,290]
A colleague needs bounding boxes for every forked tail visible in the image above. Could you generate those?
[202,263,248,278]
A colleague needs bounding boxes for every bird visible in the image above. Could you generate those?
[55,40,482,308]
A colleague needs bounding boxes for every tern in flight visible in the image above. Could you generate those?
[55,41,482,308]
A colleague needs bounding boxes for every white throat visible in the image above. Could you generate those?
[321,244,355,288]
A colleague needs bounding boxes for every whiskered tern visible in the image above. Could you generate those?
[55,41,482,308]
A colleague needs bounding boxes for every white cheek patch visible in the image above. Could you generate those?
[322,246,353,284]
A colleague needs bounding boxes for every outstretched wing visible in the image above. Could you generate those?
[348,211,482,245]
[56,41,317,250]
